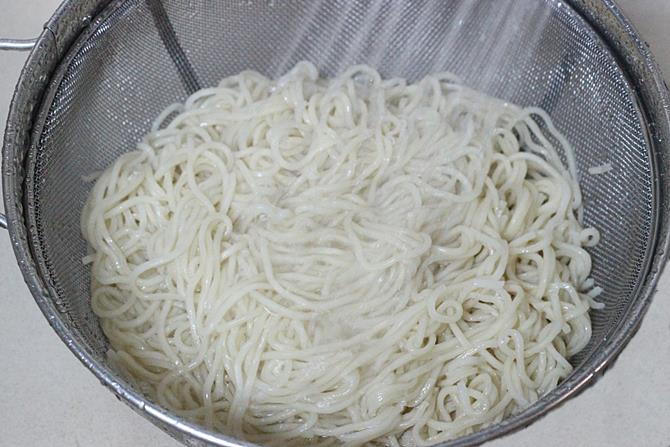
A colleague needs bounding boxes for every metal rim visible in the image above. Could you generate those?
[2,1,669,446]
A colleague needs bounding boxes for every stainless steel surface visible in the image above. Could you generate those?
[0,38,37,51]
[2,1,669,446]
[0,39,33,228]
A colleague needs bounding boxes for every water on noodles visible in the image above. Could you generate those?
[81,62,602,446]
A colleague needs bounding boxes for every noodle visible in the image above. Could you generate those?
[588,163,613,175]
[81,62,601,446]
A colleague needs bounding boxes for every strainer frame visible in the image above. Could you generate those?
[3,1,670,446]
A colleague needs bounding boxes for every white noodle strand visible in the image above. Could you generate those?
[82,62,601,446]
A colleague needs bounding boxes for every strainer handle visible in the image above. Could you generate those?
[0,38,37,229]
[0,38,37,51]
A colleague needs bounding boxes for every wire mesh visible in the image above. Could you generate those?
[22,0,655,444]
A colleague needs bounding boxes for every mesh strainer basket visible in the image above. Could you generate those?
[2,1,669,446]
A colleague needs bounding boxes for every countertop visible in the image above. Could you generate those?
[1,1,669,446]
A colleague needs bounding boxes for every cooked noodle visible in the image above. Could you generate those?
[81,62,602,446]
[588,163,613,175]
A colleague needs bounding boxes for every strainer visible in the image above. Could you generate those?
[1,1,669,446]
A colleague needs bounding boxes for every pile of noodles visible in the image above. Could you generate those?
[81,62,602,446]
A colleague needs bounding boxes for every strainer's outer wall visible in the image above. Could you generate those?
[3,1,669,447]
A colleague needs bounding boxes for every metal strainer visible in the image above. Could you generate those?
[2,1,669,446]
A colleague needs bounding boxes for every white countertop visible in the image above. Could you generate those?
[1,1,669,446]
